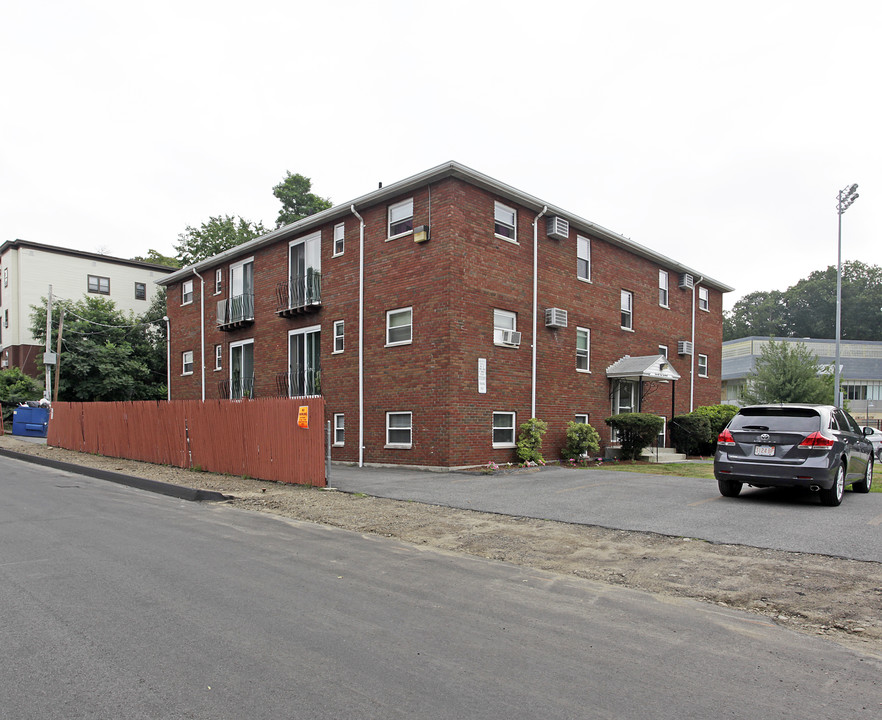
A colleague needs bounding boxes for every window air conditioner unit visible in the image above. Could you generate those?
[678,273,694,290]
[678,340,694,356]
[546,216,569,240]
[545,307,568,328]
[499,330,522,347]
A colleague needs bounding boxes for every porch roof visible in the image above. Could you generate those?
[606,354,681,382]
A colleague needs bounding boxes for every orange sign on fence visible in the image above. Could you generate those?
[298,405,309,429]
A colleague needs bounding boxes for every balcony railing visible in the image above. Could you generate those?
[275,368,321,397]
[275,272,322,317]
[217,293,255,330]
[218,375,256,400]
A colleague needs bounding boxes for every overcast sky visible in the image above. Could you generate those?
[2,0,878,310]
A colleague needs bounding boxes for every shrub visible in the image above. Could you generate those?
[669,414,713,456]
[0,367,43,425]
[604,413,665,461]
[675,404,739,455]
[561,421,601,460]
[516,417,547,464]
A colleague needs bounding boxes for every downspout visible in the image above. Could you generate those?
[193,269,206,402]
[351,205,365,467]
[163,315,170,401]
[531,206,548,419]
[690,275,704,412]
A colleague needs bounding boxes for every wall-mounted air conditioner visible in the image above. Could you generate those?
[498,330,522,347]
[545,307,568,328]
[678,273,694,290]
[546,216,569,240]
[677,340,694,356]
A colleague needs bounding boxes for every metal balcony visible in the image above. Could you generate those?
[217,293,255,330]
[274,368,321,398]
[218,375,256,400]
[275,272,321,317]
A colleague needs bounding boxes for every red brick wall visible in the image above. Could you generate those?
[166,175,726,468]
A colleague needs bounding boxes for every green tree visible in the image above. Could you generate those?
[132,249,181,268]
[30,295,167,402]
[174,215,268,267]
[723,290,788,340]
[0,367,43,425]
[516,417,548,464]
[272,172,332,228]
[740,339,833,405]
[560,421,601,460]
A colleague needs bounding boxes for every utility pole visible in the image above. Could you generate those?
[44,286,53,401]
[53,308,65,403]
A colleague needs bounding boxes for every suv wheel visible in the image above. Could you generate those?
[718,478,743,498]
[853,456,873,493]
[820,464,845,506]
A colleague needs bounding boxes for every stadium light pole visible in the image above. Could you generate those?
[834,183,859,407]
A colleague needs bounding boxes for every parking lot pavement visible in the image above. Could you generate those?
[329,464,882,562]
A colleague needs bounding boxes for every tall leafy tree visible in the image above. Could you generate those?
[30,295,167,402]
[272,172,332,228]
[132,249,181,268]
[174,215,268,266]
[0,367,43,424]
[723,290,788,340]
[740,339,833,405]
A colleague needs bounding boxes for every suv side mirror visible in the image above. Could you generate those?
[863,427,875,437]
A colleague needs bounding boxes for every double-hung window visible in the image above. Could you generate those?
[214,344,222,370]
[576,327,590,372]
[386,412,412,448]
[493,309,517,345]
[698,287,709,312]
[698,354,708,377]
[88,275,110,295]
[182,350,194,375]
[621,290,634,330]
[577,236,591,281]
[659,270,669,307]
[333,223,345,256]
[134,282,146,300]
[494,202,517,242]
[388,198,414,238]
[334,414,345,446]
[659,345,668,359]
[386,307,412,346]
[492,412,516,448]
[215,269,222,295]
[182,280,194,305]
[333,320,344,353]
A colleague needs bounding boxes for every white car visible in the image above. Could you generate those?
[861,426,882,460]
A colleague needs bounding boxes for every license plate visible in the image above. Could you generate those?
[754,445,775,457]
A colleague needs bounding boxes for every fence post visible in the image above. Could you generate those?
[325,420,331,484]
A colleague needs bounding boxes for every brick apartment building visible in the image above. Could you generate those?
[158,162,732,468]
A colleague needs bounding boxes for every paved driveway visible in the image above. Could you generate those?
[330,464,882,562]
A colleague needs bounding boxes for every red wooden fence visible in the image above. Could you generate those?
[46,397,326,487]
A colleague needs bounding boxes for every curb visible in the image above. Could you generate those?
[0,448,230,503]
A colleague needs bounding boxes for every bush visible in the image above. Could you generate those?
[669,414,713,456]
[0,367,43,425]
[516,417,547,464]
[604,413,665,461]
[692,404,738,438]
[561,421,601,460]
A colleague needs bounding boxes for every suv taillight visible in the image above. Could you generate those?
[798,431,835,448]
[718,428,735,446]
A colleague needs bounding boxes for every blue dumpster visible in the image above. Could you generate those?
[12,406,50,438]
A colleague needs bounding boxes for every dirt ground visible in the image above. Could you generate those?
[3,434,881,656]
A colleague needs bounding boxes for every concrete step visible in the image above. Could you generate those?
[639,447,687,463]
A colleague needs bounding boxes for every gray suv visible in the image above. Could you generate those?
[714,404,874,506]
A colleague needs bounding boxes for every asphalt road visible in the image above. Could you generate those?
[330,464,882,562]
[2,455,881,719]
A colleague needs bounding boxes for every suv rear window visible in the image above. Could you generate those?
[729,407,821,433]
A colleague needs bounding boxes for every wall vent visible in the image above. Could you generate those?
[678,273,694,290]
[546,216,569,240]
[677,340,694,356]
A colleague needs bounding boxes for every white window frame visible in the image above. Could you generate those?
[230,338,256,400]
[620,290,634,331]
[577,236,591,282]
[659,270,669,308]
[333,222,345,257]
[2,267,7,287]
[214,269,222,295]
[386,307,412,346]
[387,198,414,239]
[698,353,708,377]
[386,411,412,449]
[494,201,517,243]
[182,350,194,376]
[182,279,194,306]
[493,309,517,345]
[214,344,222,371]
[333,413,345,446]
[333,320,345,354]
[576,327,590,373]
[492,411,516,448]
[574,413,590,425]
[698,287,709,312]
[659,345,668,359]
